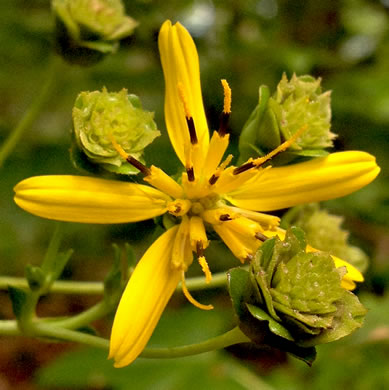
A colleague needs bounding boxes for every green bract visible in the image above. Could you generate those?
[282,204,369,272]
[72,88,160,174]
[238,74,335,164]
[52,0,137,65]
[228,228,366,365]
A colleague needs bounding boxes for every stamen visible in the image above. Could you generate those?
[196,240,204,257]
[110,136,150,176]
[245,254,254,261]
[208,154,233,186]
[178,82,191,118]
[202,208,238,225]
[233,125,308,175]
[178,82,198,145]
[233,160,256,175]
[222,79,232,114]
[195,241,212,284]
[225,206,280,230]
[198,256,212,284]
[181,271,214,310]
[186,117,198,144]
[218,79,231,136]
[255,232,268,241]
[167,199,192,217]
[208,174,219,186]
[251,124,308,168]
[186,166,195,182]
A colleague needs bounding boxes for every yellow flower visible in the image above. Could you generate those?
[14,20,379,367]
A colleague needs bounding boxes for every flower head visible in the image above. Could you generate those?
[73,88,160,172]
[228,227,367,358]
[52,0,137,65]
[14,21,380,367]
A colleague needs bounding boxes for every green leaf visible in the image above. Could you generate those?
[25,265,46,291]
[100,160,143,175]
[300,290,367,347]
[253,236,275,272]
[50,249,74,283]
[238,85,272,163]
[251,260,280,321]
[80,40,117,54]
[103,244,124,305]
[280,343,317,367]
[8,286,28,319]
[227,268,252,319]
[266,229,303,282]
[281,203,370,272]
[271,252,343,315]
[256,104,281,150]
[246,303,294,341]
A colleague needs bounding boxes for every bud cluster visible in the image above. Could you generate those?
[228,228,366,363]
[239,74,335,164]
[52,0,137,65]
[72,88,160,174]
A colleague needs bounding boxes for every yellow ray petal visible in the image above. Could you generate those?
[158,20,209,170]
[14,175,171,224]
[263,228,363,289]
[109,226,181,367]
[225,151,380,212]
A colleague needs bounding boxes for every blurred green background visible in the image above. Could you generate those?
[0,0,388,389]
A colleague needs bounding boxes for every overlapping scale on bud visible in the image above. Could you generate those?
[52,0,138,65]
[238,74,335,164]
[228,227,366,365]
[282,204,369,273]
[72,88,160,174]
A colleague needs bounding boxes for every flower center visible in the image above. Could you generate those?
[190,202,204,215]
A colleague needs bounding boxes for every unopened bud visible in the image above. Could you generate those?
[228,227,366,362]
[239,74,335,164]
[52,0,138,65]
[72,88,160,173]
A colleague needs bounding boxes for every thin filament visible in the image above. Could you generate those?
[181,271,214,310]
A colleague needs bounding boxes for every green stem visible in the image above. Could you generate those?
[0,277,103,294]
[0,54,61,168]
[52,300,110,329]
[0,268,235,295]
[41,222,64,274]
[0,320,20,336]
[179,272,228,291]
[0,319,250,360]
[34,322,109,349]
[141,327,250,359]
[19,223,65,329]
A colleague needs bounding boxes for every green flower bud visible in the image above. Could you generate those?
[238,74,335,164]
[273,73,335,149]
[72,88,160,174]
[228,228,366,364]
[282,204,369,273]
[52,0,138,65]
